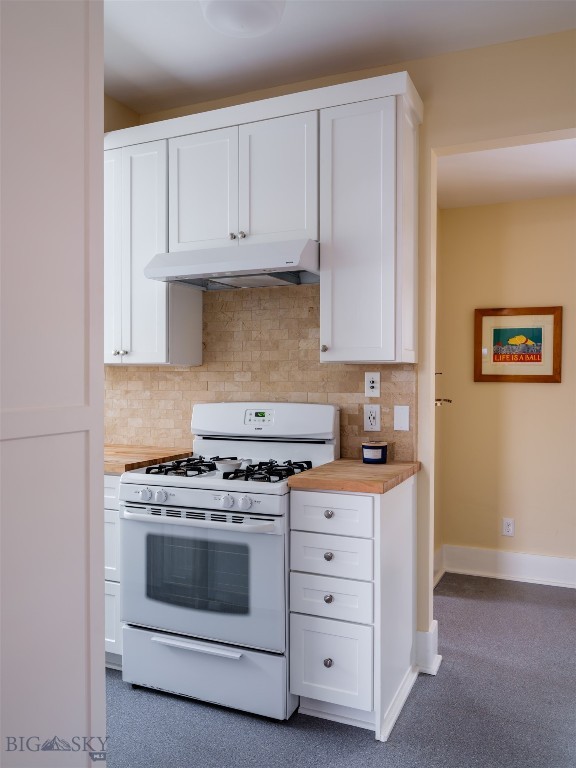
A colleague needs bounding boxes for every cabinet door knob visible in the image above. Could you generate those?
[238,231,247,239]
[229,232,237,240]
[323,658,334,668]
[119,350,128,356]
[324,509,334,519]
[323,594,334,604]
[321,344,328,352]
[112,350,120,356]
[323,552,334,562]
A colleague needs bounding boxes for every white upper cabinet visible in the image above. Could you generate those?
[169,111,318,251]
[238,112,318,244]
[169,127,239,251]
[319,96,418,363]
[104,141,202,365]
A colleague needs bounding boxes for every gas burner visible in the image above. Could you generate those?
[145,456,216,477]
[223,459,313,483]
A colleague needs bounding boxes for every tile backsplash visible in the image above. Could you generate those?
[105,284,417,460]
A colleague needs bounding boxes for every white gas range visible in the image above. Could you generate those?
[119,402,339,720]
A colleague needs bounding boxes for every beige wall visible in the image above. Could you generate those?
[105,285,417,461]
[104,93,139,132]
[436,196,576,559]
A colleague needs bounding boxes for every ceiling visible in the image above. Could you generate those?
[104,0,576,207]
[104,0,576,115]
[437,138,576,208]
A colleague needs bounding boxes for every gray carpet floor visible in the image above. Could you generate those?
[106,574,576,768]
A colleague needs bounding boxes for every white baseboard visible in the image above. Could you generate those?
[298,698,375,731]
[377,666,419,742]
[433,547,445,586]
[439,544,576,589]
[415,619,442,675]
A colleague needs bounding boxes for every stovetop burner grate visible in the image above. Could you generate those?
[143,456,313,483]
[145,456,217,477]
[223,460,313,483]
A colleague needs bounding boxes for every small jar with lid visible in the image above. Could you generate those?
[362,441,388,464]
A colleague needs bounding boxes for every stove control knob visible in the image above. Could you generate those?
[138,488,152,502]
[220,494,234,509]
[238,495,252,511]
[154,489,168,504]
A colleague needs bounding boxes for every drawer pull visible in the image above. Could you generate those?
[323,658,334,668]
[151,636,243,660]
[323,594,334,604]
[324,509,334,519]
[323,552,334,562]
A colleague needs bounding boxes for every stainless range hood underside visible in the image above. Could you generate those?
[144,238,319,290]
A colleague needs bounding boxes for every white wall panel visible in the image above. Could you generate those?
[0,1,105,765]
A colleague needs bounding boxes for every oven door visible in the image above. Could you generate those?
[120,506,286,653]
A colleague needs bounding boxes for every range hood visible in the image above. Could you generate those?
[144,238,319,290]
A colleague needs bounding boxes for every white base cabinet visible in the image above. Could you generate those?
[104,475,122,661]
[289,477,417,741]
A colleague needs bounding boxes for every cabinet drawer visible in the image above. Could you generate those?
[104,474,120,510]
[291,491,373,537]
[291,531,373,580]
[290,572,373,624]
[122,626,288,720]
[290,614,373,711]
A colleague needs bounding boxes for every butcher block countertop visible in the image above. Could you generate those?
[287,459,420,495]
[104,444,190,475]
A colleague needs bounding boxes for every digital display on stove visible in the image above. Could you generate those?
[244,409,273,425]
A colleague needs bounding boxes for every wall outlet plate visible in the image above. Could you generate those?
[364,372,380,397]
[364,404,380,431]
[394,405,410,431]
[502,517,515,537]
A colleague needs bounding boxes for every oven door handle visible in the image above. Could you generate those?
[151,635,243,660]
[121,507,279,533]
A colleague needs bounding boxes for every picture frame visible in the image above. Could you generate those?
[474,306,563,383]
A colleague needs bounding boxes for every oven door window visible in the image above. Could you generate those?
[146,534,249,615]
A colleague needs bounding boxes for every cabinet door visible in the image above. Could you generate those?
[105,580,122,656]
[104,508,121,582]
[104,149,123,364]
[169,128,239,251]
[290,614,373,711]
[319,97,397,362]
[238,112,318,244]
[121,141,169,364]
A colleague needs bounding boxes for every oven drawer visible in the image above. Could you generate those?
[122,626,289,720]
[290,531,373,580]
[290,490,373,538]
[290,572,373,624]
[290,614,373,711]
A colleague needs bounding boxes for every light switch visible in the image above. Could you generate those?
[394,405,410,431]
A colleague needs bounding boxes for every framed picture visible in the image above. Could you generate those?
[474,306,563,383]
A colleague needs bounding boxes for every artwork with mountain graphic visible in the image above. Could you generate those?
[41,736,72,751]
[492,326,543,363]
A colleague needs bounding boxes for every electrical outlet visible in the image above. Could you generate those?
[363,404,380,431]
[502,517,515,537]
[364,372,380,397]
